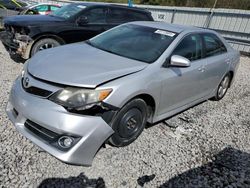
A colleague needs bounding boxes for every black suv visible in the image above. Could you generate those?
[1,3,153,59]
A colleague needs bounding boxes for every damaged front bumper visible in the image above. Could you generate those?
[0,31,33,59]
[6,77,114,166]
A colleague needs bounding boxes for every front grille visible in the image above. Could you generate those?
[21,78,53,98]
[24,86,53,98]
[24,120,59,142]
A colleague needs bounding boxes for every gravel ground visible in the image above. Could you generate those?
[0,41,250,188]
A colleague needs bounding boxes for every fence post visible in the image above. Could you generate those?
[171,9,176,23]
[204,11,214,28]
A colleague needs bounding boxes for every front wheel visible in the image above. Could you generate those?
[31,38,61,57]
[109,99,148,147]
[214,73,231,101]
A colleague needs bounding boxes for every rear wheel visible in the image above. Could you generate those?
[214,73,231,101]
[109,99,148,147]
[31,38,61,57]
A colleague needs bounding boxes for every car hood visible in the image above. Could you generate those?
[28,42,148,88]
[4,15,64,27]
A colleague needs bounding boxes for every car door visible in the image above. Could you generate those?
[74,7,109,42]
[158,33,207,115]
[200,33,229,96]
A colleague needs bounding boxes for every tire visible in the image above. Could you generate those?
[214,73,231,101]
[31,38,61,57]
[109,98,148,147]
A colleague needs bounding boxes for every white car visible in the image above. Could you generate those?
[19,3,61,15]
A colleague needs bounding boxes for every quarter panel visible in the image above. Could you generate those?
[202,53,230,96]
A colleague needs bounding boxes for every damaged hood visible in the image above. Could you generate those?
[28,42,147,88]
[4,15,64,27]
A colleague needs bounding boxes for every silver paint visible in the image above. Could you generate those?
[6,22,240,165]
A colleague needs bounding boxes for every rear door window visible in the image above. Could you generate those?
[83,7,107,23]
[107,8,129,23]
[203,33,227,57]
[172,34,203,61]
[128,11,150,21]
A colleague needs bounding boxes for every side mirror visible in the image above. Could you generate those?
[170,55,191,67]
[77,16,88,26]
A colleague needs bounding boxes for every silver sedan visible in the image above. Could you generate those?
[6,21,240,166]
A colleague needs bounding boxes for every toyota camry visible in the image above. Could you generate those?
[6,22,240,165]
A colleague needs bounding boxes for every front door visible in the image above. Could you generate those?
[158,33,206,115]
[64,7,108,43]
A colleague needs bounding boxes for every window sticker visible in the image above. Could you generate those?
[155,30,176,37]
[77,5,86,9]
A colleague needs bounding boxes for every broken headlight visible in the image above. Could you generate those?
[49,87,112,110]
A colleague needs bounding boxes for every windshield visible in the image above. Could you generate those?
[51,4,86,19]
[88,24,176,63]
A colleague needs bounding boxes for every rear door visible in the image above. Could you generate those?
[200,33,229,96]
[127,10,153,21]
[106,8,151,30]
[158,33,207,115]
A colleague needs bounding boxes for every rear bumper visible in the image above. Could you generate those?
[6,77,114,166]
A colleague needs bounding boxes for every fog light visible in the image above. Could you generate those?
[58,136,74,148]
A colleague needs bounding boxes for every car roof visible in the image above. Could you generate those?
[131,21,207,33]
[71,2,151,13]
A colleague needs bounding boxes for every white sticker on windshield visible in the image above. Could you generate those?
[77,5,87,9]
[155,30,176,37]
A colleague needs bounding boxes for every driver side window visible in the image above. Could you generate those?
[33,5,49,13]
[172,34,202,61]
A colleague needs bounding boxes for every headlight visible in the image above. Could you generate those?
[21,60,29,78]
[49,87,112,110]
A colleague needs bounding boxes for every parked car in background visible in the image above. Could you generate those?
[0,3,153,59]
[6,22,240,165]
[19,3,61,15]
[0,0,27,11]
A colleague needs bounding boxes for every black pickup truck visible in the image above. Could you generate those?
[0,3,153,59]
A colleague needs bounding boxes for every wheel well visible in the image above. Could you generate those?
[29,34,65,58]
[133,94,156,121]
[34,34,65,45]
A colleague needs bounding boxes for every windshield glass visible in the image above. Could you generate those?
[51,4,86,19]
[88,24,176,63]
